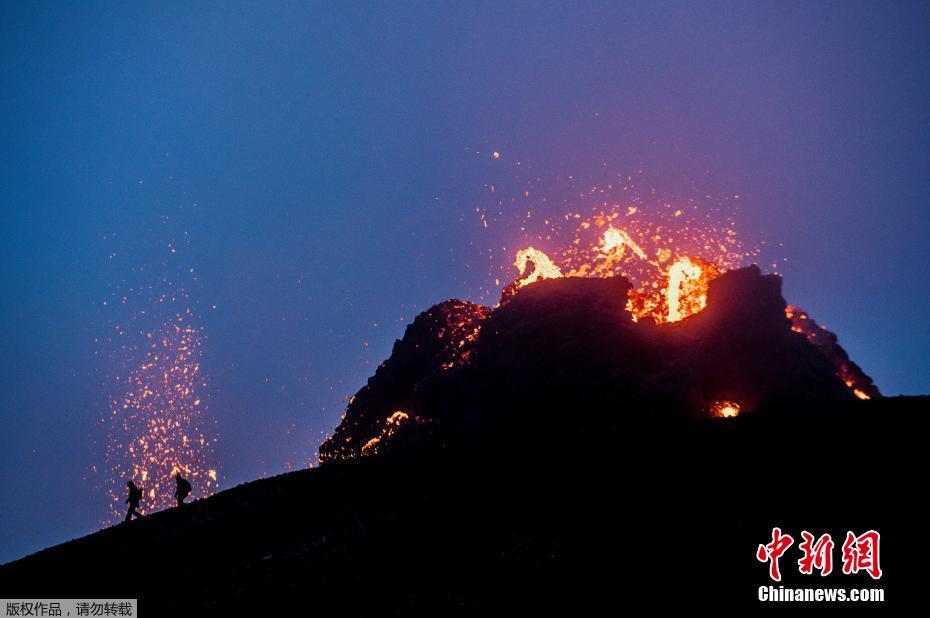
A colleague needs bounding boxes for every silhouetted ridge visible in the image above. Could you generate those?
[320,265,872,463]
[786,304,881,399]
[318,299,489,463]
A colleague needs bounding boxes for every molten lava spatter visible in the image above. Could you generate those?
[361,410,423,456]
[508,210,742,323]
[437,300,492,371]
[498,204,874,400]
[97,208,224,522]
[666,257,712,322]
[103,312,220,521]
[514,247,563,287]
[712,400,742,418]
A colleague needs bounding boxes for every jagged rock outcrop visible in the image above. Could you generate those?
[318,299,489,463]
[320,265,873,463]
[786,305,881,399]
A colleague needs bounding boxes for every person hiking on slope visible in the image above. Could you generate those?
[125,480,145,521]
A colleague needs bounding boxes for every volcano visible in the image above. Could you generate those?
[1,266,923,612]
[320,265,876,462]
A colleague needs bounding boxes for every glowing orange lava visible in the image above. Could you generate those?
[360,410,420,456]
[436,300,491,371]
[599,227,648,263]
[511,212,737,323]
[515,247,563,287]
[712,400,742,418]
[666,257,703,322]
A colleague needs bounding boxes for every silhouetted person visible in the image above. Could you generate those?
[174,473,192,507]
[124,480,144,522]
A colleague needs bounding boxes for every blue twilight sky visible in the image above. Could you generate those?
[1,1,928,563]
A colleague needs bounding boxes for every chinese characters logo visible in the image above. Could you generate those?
[756,528,881,581]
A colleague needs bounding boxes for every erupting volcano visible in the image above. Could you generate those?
[320,204,879,463]
[6,2,930,611]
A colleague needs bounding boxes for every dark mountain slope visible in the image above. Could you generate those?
[2,267,922,612]
[2,397,925,612]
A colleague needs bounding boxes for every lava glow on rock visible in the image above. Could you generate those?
[712,400,742,418]
[785,305,880,401]
[361,410,422,456]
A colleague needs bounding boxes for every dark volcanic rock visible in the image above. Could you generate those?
[663,265,856,411]
[322,265,864,462]
[786,304,881,399]
[2,396,926,614]
[318,299,489,463]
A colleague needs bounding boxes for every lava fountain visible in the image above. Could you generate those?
[497,199,876,402]
[509,207,740,324]
[103,309,220,520]
[711,400,742,418]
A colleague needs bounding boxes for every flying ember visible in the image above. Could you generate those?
[103,311,220,520]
